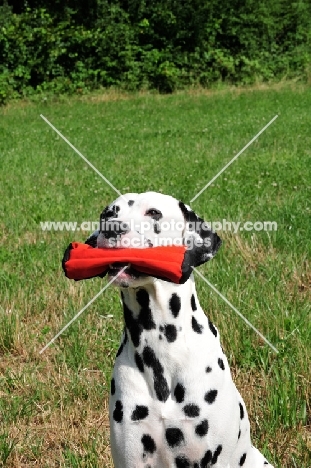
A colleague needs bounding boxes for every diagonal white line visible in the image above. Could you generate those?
[190,115,278,203]
[40,114,127,201]
[39,267,128,354]
[192,267,278,353]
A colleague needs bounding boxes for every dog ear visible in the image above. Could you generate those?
[179,201,221,270]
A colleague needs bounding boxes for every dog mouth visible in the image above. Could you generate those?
[107,262,145,280]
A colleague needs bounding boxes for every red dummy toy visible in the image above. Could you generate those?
[62,242,195,284]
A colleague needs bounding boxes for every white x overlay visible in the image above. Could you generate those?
[40,114,126,201]
[190,115,278,203]
[40,114,278,353]
[39,266,128,353]
[192,267,278,353]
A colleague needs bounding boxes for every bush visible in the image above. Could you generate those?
[0,0,310,103]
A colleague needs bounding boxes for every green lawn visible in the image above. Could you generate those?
[0,83,310,467]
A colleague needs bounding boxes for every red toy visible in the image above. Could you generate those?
[62,242,192,284]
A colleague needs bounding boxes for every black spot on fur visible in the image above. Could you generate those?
[200,450,212,468]
[192,316,203,334]
[199,445,222,467]
[165,427,184,448]
[195,419,208,437]
[141,434,156,454]
[191,294,197,311]
[183,404,200,418]
[153,221,161,234]
[205,366,212,373]
[136,288,150,308]
[212,445,222,464]
[208,319,217,337]
[123,301,141,347]
[110,378,115,395]
[128,200,134,206]
[131,405,149,421]
[239,453,247,466]
[135,352,144,373]
[113,400,123,423]
[238,429,241,440]
[122,291,156,347]
[239,402,245,419]
[204,389,218,404]
[143,346,170,402]
[218,358,225,370]
[174,383,185,403]
[175,455,191,468]
[164,324,177,342]
[169,293,181,318]
[100,205,119,220]
[136,289,157,331]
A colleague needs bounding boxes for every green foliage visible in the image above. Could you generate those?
[0,0,311,103]
[0,307,16,353]
[0,433,17,466]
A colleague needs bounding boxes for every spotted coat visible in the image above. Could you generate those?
[87,192,274,468]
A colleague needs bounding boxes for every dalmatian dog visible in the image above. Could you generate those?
[86,191,274,468]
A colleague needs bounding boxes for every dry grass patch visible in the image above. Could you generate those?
[233,366,310,466]
[1,353,113,467]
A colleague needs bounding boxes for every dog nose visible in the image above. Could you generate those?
[100,220,130,239]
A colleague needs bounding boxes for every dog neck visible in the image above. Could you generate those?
[119,275,203,349]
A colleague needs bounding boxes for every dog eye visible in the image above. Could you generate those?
[145,208,162,221]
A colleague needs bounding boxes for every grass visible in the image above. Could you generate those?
[0,82,311,467]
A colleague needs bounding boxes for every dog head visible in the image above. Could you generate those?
[85,192,221,287]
